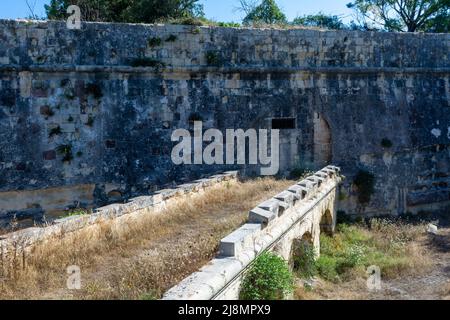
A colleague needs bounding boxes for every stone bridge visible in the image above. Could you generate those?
[163,165,342,300]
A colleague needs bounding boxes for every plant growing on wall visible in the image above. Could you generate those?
[292,241,317,280]
[165,34,178,42]
[353,170,376,204]
[48,126,62,138]
[86,115,95,127]
[205,51,221,66]
[56,144,74,163]
[148,37,162,47]
[240,252,293,300]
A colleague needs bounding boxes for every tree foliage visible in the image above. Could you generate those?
[45,0,204,23]
[242,0,287,25]
[293,13,346,30]
[347,0,450,32]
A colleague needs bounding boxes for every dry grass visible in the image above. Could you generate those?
[294,219,434,300]
[0,177,293,300]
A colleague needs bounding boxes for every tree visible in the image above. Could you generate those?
[293,13,346,30]
[421,6,450,32]
[242,0,287,25]
[347,0,450,32]
[45,0,203,23]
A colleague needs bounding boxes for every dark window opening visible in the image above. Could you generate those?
[272,118,296,129]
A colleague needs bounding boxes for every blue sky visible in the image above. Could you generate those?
[0,0,354,22]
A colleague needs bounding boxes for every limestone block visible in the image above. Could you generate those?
[274,191,294,207]
[316,171,329,179]
[313,174,326,184]
[298,179,316,192]
[199,258,243,285]
[154,188,180,200]
[326,165,341,174]
[307,176,321,187]
[287,184,308,200]
[194,179,213,188]
[178,183,197,193]
[249,207,277,227]
[219,224,261,257]
[163,275,216,300]
[257,199,279,215]
[126,196,155,211]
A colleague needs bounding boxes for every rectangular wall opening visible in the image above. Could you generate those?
[271,118,296,129]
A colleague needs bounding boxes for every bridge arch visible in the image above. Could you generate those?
[290,231,315,271]
[320,208,335,235]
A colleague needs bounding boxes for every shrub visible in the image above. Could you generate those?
[292,241,317,279]
[48,126,62,138]
[315,256,339,282]
[353,170,375,204]
[165,34,178,42]
[86,115,95,127]
[56,144,73,163]
[205,51,221,66]
[216,22,241,27]
[63,209,89,218]
[315,221,430,285]
[240,252,293,300]
[148,37,162,47]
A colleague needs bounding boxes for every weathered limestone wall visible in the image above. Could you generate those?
[0,19,449,219]
[163,166,341,300]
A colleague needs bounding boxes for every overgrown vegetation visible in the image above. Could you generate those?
[242,0,287,25]
[292,13,346,30]
[48,126,62,138]
[44,0,448,33]
[353,170,375,204]
[312,220,428,284]
[62,209,89,218]
[86,115,95,127]
[294,219,433,300]
[45,0,204,24]
[293,241,317,280]
[347,0,450,32]
[148,37,162,47]
[240,252,293,300]
[165,34,178,42]
[56,144,73,163]
[205,51,221,66]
